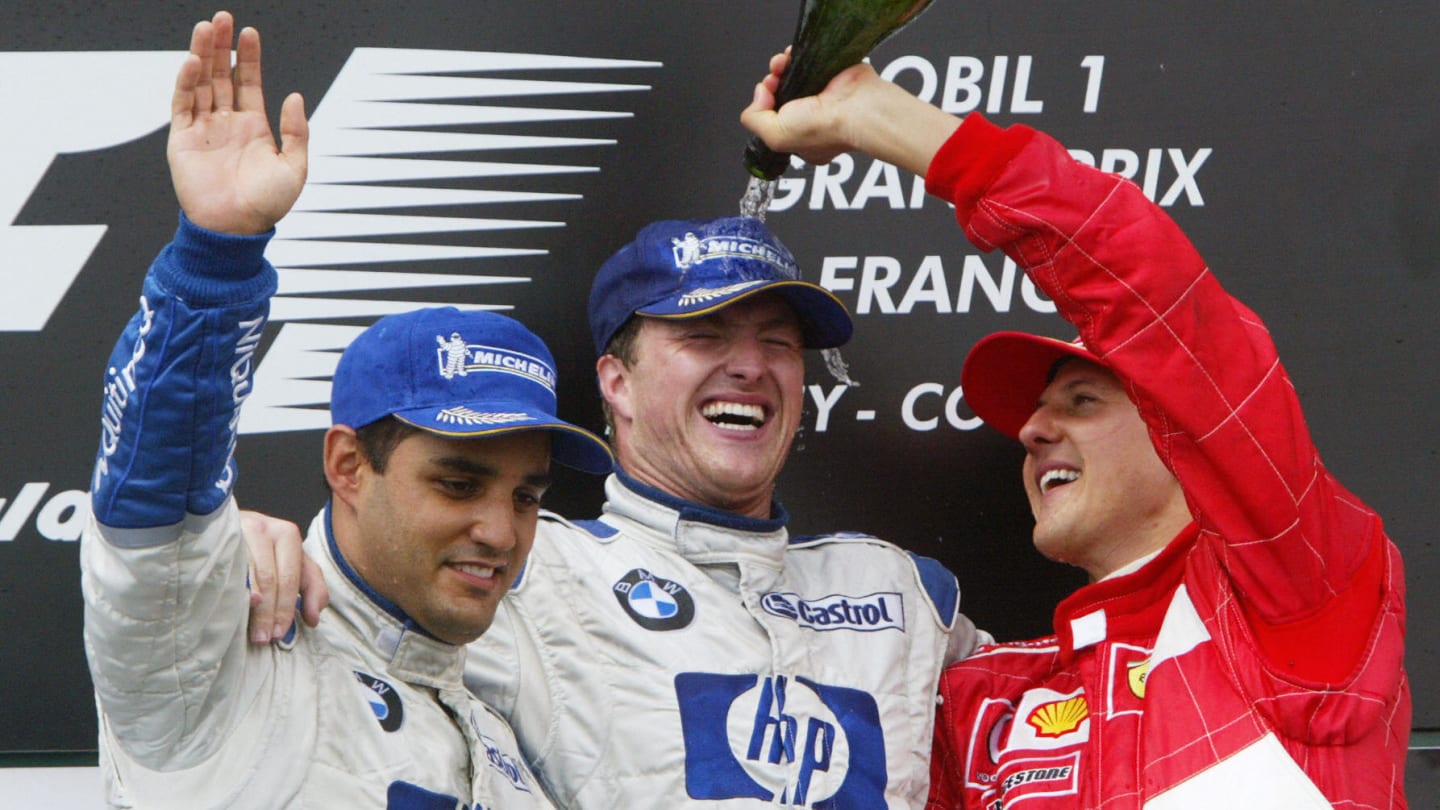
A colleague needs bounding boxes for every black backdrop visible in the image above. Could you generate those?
[1,0,1434,797]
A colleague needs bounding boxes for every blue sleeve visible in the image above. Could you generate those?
[908,552,959,631]
[90,213,278,531]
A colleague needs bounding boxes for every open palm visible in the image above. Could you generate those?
[167,12,307,235]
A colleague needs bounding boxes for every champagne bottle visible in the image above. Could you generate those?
[744,0,938,180]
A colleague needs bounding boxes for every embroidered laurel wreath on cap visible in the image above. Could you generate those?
[331,307,613,474]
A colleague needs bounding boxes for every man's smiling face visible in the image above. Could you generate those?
[599,293,804,519]
[343,429,552,644]
[1018,359,1191,580]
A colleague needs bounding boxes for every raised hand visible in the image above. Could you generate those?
[740,48,959,178]
[741,48,861,167]
[168,11,308,235]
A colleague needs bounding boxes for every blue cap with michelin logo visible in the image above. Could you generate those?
[331,307,614,474]
[587,216,853,355]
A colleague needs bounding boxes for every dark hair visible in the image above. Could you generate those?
[599,315,645,438]
[1046,355,1079,385]
[355,416,424,473]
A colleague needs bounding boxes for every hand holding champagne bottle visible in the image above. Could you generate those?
[741,49,962,181]
[742,0,938,180]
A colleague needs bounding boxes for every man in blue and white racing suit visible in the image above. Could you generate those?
[80,12,612,808]
[466,215,989,808]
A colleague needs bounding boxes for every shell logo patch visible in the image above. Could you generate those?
[1025,695,1088,738]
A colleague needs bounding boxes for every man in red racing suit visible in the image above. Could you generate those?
[741,52,1410,810]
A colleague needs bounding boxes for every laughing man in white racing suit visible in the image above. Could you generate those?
[464,215,989,808]
[80,12,612,808]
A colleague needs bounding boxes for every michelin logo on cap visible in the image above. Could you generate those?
[671,232,798,277]
[436,333,557,392]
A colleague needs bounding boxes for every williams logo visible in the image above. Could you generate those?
[675,672,886,808]
[355,671,404,732]
[761,591,905,633]
[612,568,695,631]
[478,732,532,793]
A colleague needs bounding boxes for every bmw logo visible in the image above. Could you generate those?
[354,671,404,732]
[612,568,695,631]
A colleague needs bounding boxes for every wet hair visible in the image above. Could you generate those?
[600,315,645,438]
[606,315,644,366]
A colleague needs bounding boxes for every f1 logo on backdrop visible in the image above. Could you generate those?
[0,52,186,333]
[1,47,659,432]
[675,672,886,808]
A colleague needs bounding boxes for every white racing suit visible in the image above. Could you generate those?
[467,472,988,808]
[82,215,553,810]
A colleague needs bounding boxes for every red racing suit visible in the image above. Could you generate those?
[925,115,1411,809]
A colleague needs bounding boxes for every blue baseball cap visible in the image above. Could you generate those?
[587,216,853,355]
[331,307,614,474]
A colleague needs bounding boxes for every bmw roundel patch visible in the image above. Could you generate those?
[354,671,404,732]
[612,568,695,631]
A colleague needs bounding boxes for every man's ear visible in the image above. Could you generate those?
[323,425,365,507]
[596,353,633,423]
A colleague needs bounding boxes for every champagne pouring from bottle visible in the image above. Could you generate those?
[739,0,939,219]
[738,0,939,384]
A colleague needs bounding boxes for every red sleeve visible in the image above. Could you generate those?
[925,680,963,810]
[925,118,1391,683]
[924,113,1034,226]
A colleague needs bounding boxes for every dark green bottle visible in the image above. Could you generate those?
[743,0,938,180]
